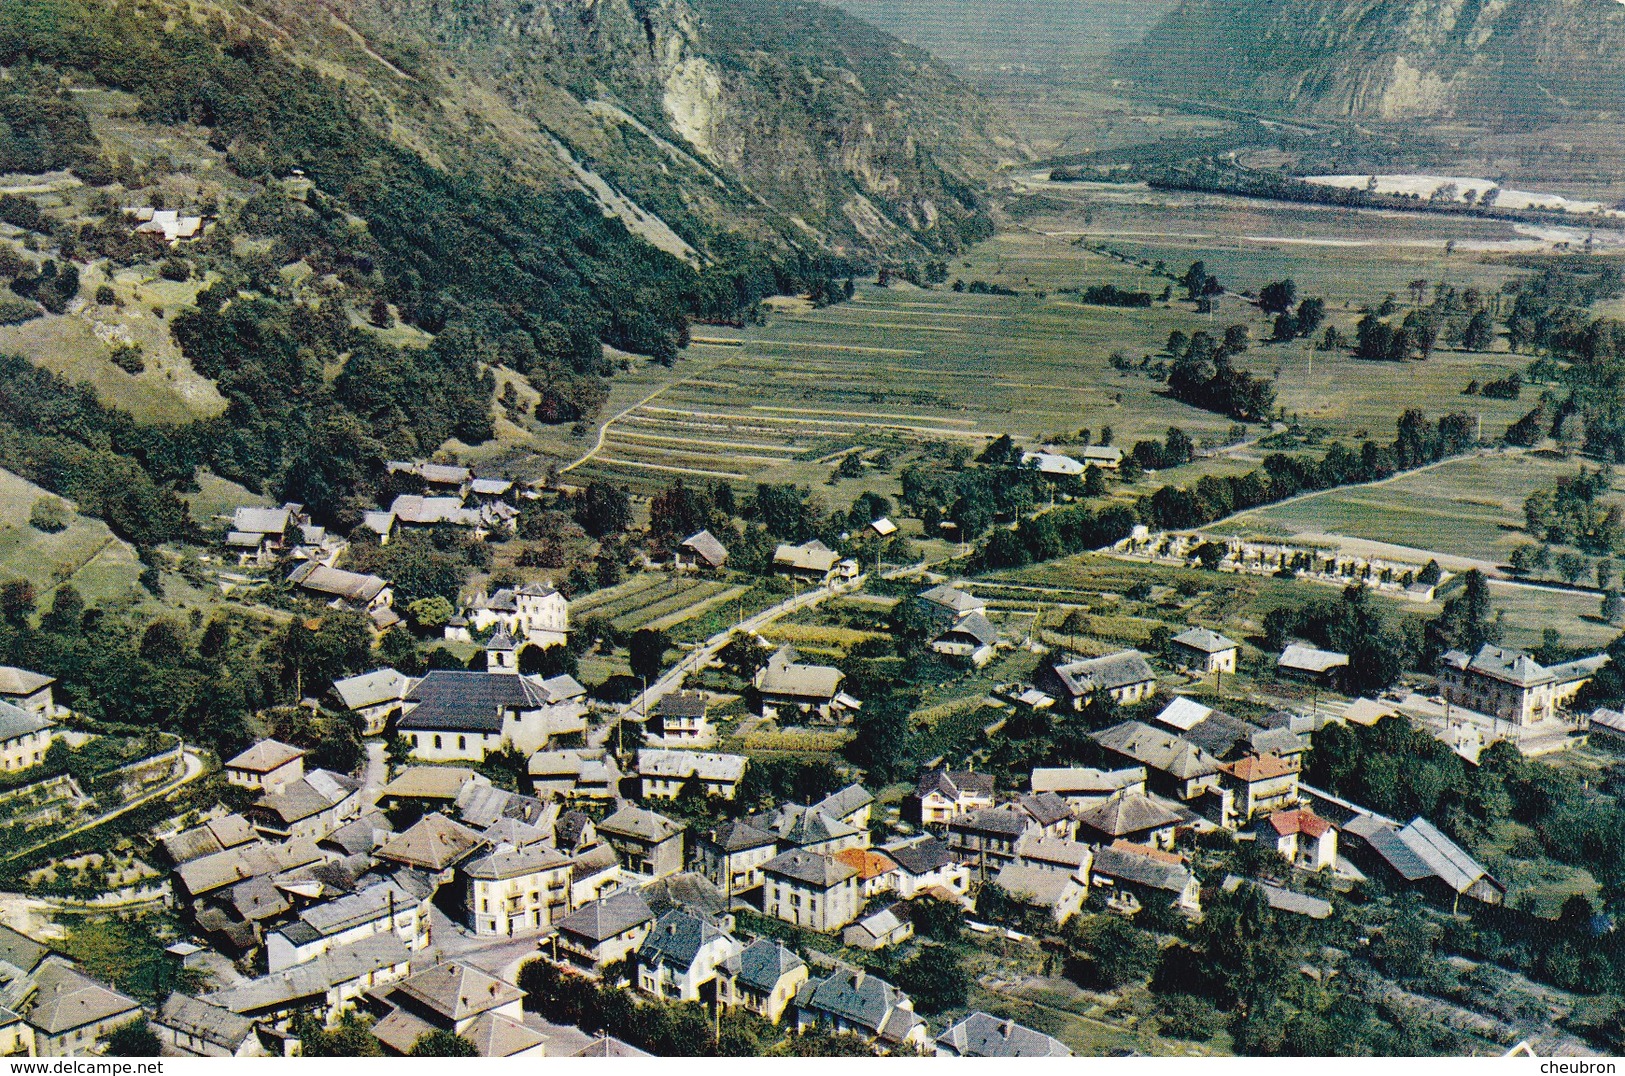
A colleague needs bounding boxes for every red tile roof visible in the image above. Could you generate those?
[1224,753,1296,782]
[1268,808,1331,839]
[1108,839,1185,866]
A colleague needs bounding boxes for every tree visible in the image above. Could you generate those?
[1067,914,1157,990]
[103,1020,161,1057]
[1599,558,1617,592]
[574,482,633,538]
[895,944,968,1014]
[628,628,670,683]
[40,584,84,635]
[28,496,70,533]
[139,618,188,664]
[0,579,35,624]
[1259,279,1297,315]
[410,1030,477,1056]
[1604,591,1625,624]
[406,595,455,633]
[1463,310,1495,352]
[1556,551,1588,585]
[1193,541,1227,571]
[1295,297,1326,337]
[1417,559,1443,586]
[909,895,965,941]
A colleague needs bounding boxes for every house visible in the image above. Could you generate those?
[814,784,875,828]
[693,819,779,897]
[869,517,898,537]
[1220,876,1333,920]
[224,739,306,793]
[264,879,431,973]
[462,844,572,937]
[598,805,685,880]
[884,838,971,901]
[948,807,1036,878]
[1220,754,1300,821]
[772,539,841,581]
[936,1012,1072,1057]
[1013,792,1076,838]
[528,749,623,801]
[387,494,480,531]
[648,691,715,745]
[753,647,856,722]
[677,530,729,570]
[1277,644,1349,683]
[1021,450,1084,476]
[1076,792,1181,849]
[1014,834,1093,877]
[1170,628,1239,675]
[224,505,294,564]
[916,585,987,626]
[0,1008,33,1058]
[636,910,739,1003]
[717,940,806,1024]
[1080,445,1123,470]
[554,890,655,972]
[153,994,268,1057]
[1030,766,1147,809]
[929,612,998,666]
[833,847,899,898]
[462,583,568,649]
[397,667,587,762]
[25,965,143,1057]
[1589,707,1625,743]
[1259,808,1337,871]
[387,461,472,495]
[133,208,204,243]
[247,769,362,840]
[1177,708,1308,767]
[0,666,61,720]
[1036,650,1157,708]
[161,815,258,866]
[1340,813,1504,906]
[753,804,868,855]
[793,967,927,1051]
[569,843,622,908]
[905,767,994,825]
[376,766,488,812]
[991,863,1088,925]
[637,750,748,801]
[1089,842,1201,916]
[843,905,914,950]
[1438,644,1607,726]
[369,962,540,1057]
[0,701,53,773]
[375,813,486,878]
[328,669,412,737]
[170,839,328,908]
[1092,721,1222,801]
[761,850,861,931]
[640,872,732,925]
[205,935,412,1028]
[286,563,395,627]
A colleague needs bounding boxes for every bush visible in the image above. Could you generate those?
[28,497,71,533]
[109,342,145,374]
[0,296,40,324]
[95,284,117,305]
[158,257,190,282]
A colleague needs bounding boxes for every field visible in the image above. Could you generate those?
[1214,450,1583,566]
[0,467,142,605]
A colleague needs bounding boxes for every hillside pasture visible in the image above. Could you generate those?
[0,467,142,605]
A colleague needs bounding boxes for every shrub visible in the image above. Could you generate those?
[109,342,145,374]
[158,257,190,282]
[29,497,71,534]
[0,296,40,324]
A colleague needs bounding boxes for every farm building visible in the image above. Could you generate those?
[1080,445,1123,469]
[930,612,998,666]
[753,647,858,721]
[1021,451,1083,476]
[1277,644,1349,683]
[328,668,412,736]
[1036,650,1156,708]
[1169,628,1239,674]
[286,563,396,629]
[677,530,729,570]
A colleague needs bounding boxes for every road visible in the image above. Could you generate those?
[592,576,867,745]
[5,748,208,862]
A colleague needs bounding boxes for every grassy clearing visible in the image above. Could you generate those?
[0,467,141,604]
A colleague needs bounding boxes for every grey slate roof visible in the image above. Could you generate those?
[885,838,953,876]
[1278,644,1349,674]
[400,671,549,733]
[464,843,569,881]
[225,739,305,773]
[638,909,734,970]
[1093,721,1221,780]
[1090,845,1193,893]
[1221,876,1333,919]
[763,849,858,888]
[727,939,804,992]
[994,863,1081,908]
[917,585,986,615]
[655,690,709,719]
[933,611,998,647]
[330,668,409,710]
[157,994,257,1051]
[913,767,994,801]
[1172,627,1238,654]
[700,819,777,853]
[0,700,50,742]
[813,783,875,820]
[599,805,684,844]
[680,530,728,567]
[26,965,139,1035]
[0,666,52,698]
[1030,766,1146,796]
[794,967,920,1042]
[1047,650,1155,696]
[1078,792,1181,837]
[557,890,654,943]
[952,806,1033,839]
[937,1012,1072,1057]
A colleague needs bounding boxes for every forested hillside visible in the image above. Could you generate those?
[1122,0,1625,121]
[0,0,1007,541]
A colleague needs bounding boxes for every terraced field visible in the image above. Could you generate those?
[569,573,765,635]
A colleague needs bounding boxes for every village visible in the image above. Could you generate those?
[1,445,1618,1059]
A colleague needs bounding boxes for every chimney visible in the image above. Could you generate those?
[853,969,865,989]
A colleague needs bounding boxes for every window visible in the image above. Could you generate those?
[434,735,442,750]
[458,735,467,751]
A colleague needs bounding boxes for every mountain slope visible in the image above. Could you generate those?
[825,0,1179,66]
[1122,0,1625,122]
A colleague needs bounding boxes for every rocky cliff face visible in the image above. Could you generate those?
[305,0,1015,256]
[1124,0,1625,122]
